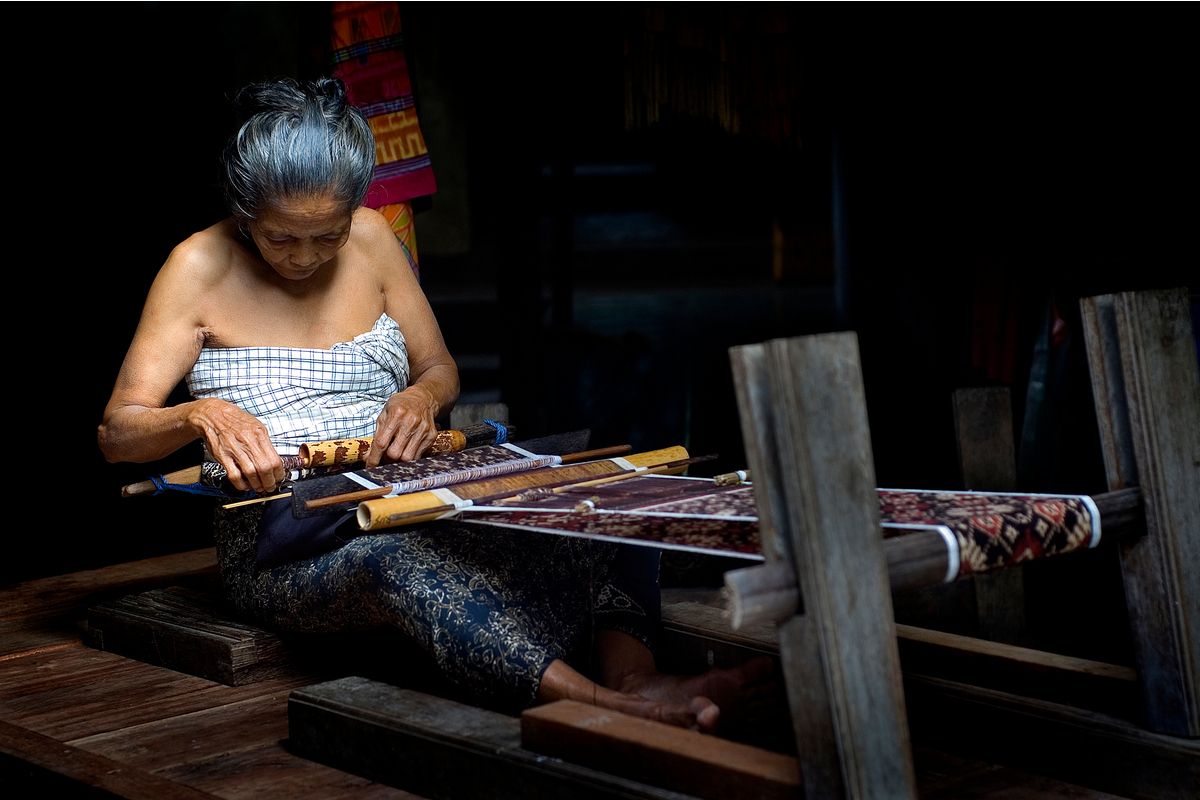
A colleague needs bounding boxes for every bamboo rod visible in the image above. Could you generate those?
[356,446,691,531]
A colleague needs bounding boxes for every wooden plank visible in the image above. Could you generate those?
[895,624,1137,683]
[951,387,1018,492]
[765,332,917,799]
[1082,287,1200,736]
[0,644,317,742]
[730,342,844,799]
[521,700,800,800]
[86,587,294,686]
[0,548,219,622]
[904,673,1200,800]
[67,690,419,800]
[0,717,216,800]
[68,692,292,770]
[155,746,422,800]
[1080,295,1139,490]
[289,676,705,800]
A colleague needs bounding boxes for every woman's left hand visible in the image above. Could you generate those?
[367,384,439,465]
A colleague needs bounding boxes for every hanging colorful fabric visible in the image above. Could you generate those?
[330,1,435,279]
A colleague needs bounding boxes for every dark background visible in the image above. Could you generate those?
[10,0,1194,664]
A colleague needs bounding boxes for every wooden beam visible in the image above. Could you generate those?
[521,700,801,800]
[726,487,1144,628]
[952,386,1028,646]
[1081,288,1200,736]
[0,718,215,800]
[85,586,295,686]
[730,342,844,799]
[742,333,918,799]
[289,677,716,800]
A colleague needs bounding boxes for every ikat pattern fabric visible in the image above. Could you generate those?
[638,484,758,518]
[187,314,407,453]
[467,508,763,557]
[490,475,750,513]
[877,490,1097,577]
[293,445,532,518]
[364,445,531,485]
[215,504,658,712]
[464,476,1096,578]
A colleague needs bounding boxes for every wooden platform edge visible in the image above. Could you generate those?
[288,676,706,800]
[0,717,215,800]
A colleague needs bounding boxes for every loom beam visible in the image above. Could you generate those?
[726,487,1145,630]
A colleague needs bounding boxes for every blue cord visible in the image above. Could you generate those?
[483,419,507,445]
[149,474,255,500]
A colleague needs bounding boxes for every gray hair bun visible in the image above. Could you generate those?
[221,77,374,222]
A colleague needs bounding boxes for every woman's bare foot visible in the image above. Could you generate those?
[612,654,778,734]
[538,658,719,730]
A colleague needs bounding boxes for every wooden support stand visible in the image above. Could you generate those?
[726,288,1199,796]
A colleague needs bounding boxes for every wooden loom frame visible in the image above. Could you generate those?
[727,286,1199,799]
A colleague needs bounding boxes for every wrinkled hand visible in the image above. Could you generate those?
[367,385,438,466]
[189,398,285,493]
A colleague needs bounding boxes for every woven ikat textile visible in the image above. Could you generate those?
[293,444,540,518]
[459,476,1099,579]
[364,445,531,485]
[468,476,761,558]
[878,490,1099,577]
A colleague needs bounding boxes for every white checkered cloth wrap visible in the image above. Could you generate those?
[186,313,408,454]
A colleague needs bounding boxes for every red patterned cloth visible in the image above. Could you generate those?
[331,1,436,205]
[331,2,432,279]
[878,489,1099,578]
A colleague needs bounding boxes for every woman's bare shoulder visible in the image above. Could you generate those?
[349,206,402,256]
[159,219,243,285]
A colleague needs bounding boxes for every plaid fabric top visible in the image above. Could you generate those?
[186,314,408,454]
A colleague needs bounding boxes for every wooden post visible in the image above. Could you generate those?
[1080,287,1200,737]
[951,387,1028,646]
[731,343,844,799]
[731,334,917,800]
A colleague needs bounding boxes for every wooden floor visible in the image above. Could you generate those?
[1,548,1130,799]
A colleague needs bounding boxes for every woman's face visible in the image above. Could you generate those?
[247,195,353,281]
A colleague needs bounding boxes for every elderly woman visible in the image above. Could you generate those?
[99,78,764,730]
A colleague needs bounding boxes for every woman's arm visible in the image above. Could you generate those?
[98,236,286,492]
[358,209,460,465]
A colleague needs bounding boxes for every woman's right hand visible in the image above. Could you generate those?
[188,398,285,493]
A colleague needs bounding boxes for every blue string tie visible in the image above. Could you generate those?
[483,419,507,445]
